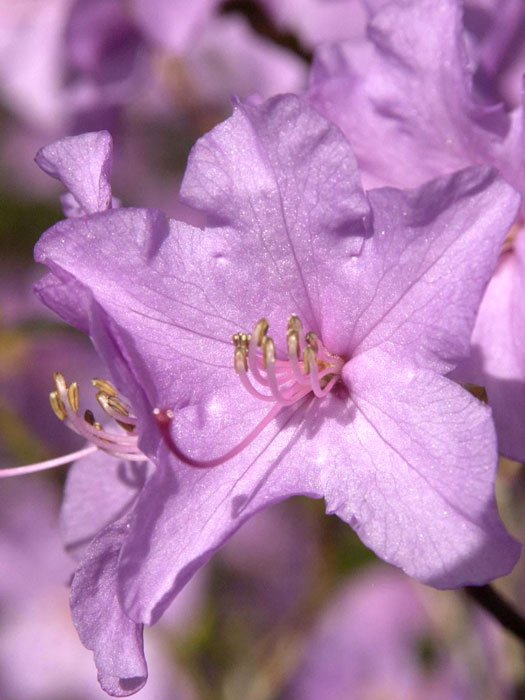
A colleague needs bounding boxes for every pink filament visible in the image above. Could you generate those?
[155,322,342,469]
[0,444,98,478]
[154,403,287,468]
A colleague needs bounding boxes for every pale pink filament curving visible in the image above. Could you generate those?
[156,315,343,469]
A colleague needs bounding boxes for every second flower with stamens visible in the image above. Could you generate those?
[233,314,343,408]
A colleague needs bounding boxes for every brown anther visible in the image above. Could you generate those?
[116,419,136,433]
[49,391,66,421]
[305,332,319,353]
[67,382,79,413]
[53,371,67,395]
[234,346,248,373]
[91,378,117,396]
[254,318,269,346]
[108,395,129,416]
[462,383,489,404]
[287,314,303,335]
[303,346,316,374]
[84,409,96,426]
[287,329,300,358]
[262,336,275,368]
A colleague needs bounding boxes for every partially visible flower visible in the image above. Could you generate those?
[464,0,525,109]
[308,0,525,461]
[0,265,102,463]
[284,565,513,700]
[32,95,520,692]
[261,0,367,47]
[0,476,198,700]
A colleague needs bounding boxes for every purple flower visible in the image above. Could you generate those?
[0,476,197,700]
[308,0,525,461]
[285,565,513,700]
[34,95,520,694]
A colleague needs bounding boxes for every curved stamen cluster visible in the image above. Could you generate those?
[49,372,145,461]
[154,314,343,469]
[232,314,343,405]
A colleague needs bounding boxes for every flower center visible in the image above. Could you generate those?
[232,314,343,406]
[154,314,343,469]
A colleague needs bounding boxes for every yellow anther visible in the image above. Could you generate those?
[53,371,67,394]
[262,336,275,368]
[96,391,110,413]
[254,318,269,346]
[287,314,303,335]
[234,346,248,373]
[232,333,241,346]
[67,382,79,413]
[287,329,300,358]
[108,395,130,416]
[303,346,316,374]
[305,331,319,353]
[91,378,117,396]
[49,391,66,421]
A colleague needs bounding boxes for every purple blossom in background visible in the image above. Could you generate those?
[464,0,525,109]
[31,92,522,693]
[285,565,513,700]
[308,0,525,461]
[0,477,199,700]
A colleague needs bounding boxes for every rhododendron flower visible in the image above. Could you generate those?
[32,95,520,694]
[308,0,525,461]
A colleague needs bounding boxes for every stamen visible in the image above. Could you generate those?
[92,378,118,396]
[0,445,99,479]
[157,314,344,470]
[49,391,66,421]
[1,372,147,480]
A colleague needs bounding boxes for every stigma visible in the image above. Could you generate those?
[154,314,343,469]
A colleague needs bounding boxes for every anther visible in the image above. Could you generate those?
[53,371,67,394]
[84,409,95,426]
[305,331,319,353]
[49,391,66,421]
[234,346,248,373]
[254,318,269,346]
[262,336,275,368]
[303,346,316,374]
[288,314,302,335]
[287,329,300,358]
[67,382,79,412]
[107,395,129,416]
[92,378,117,396]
